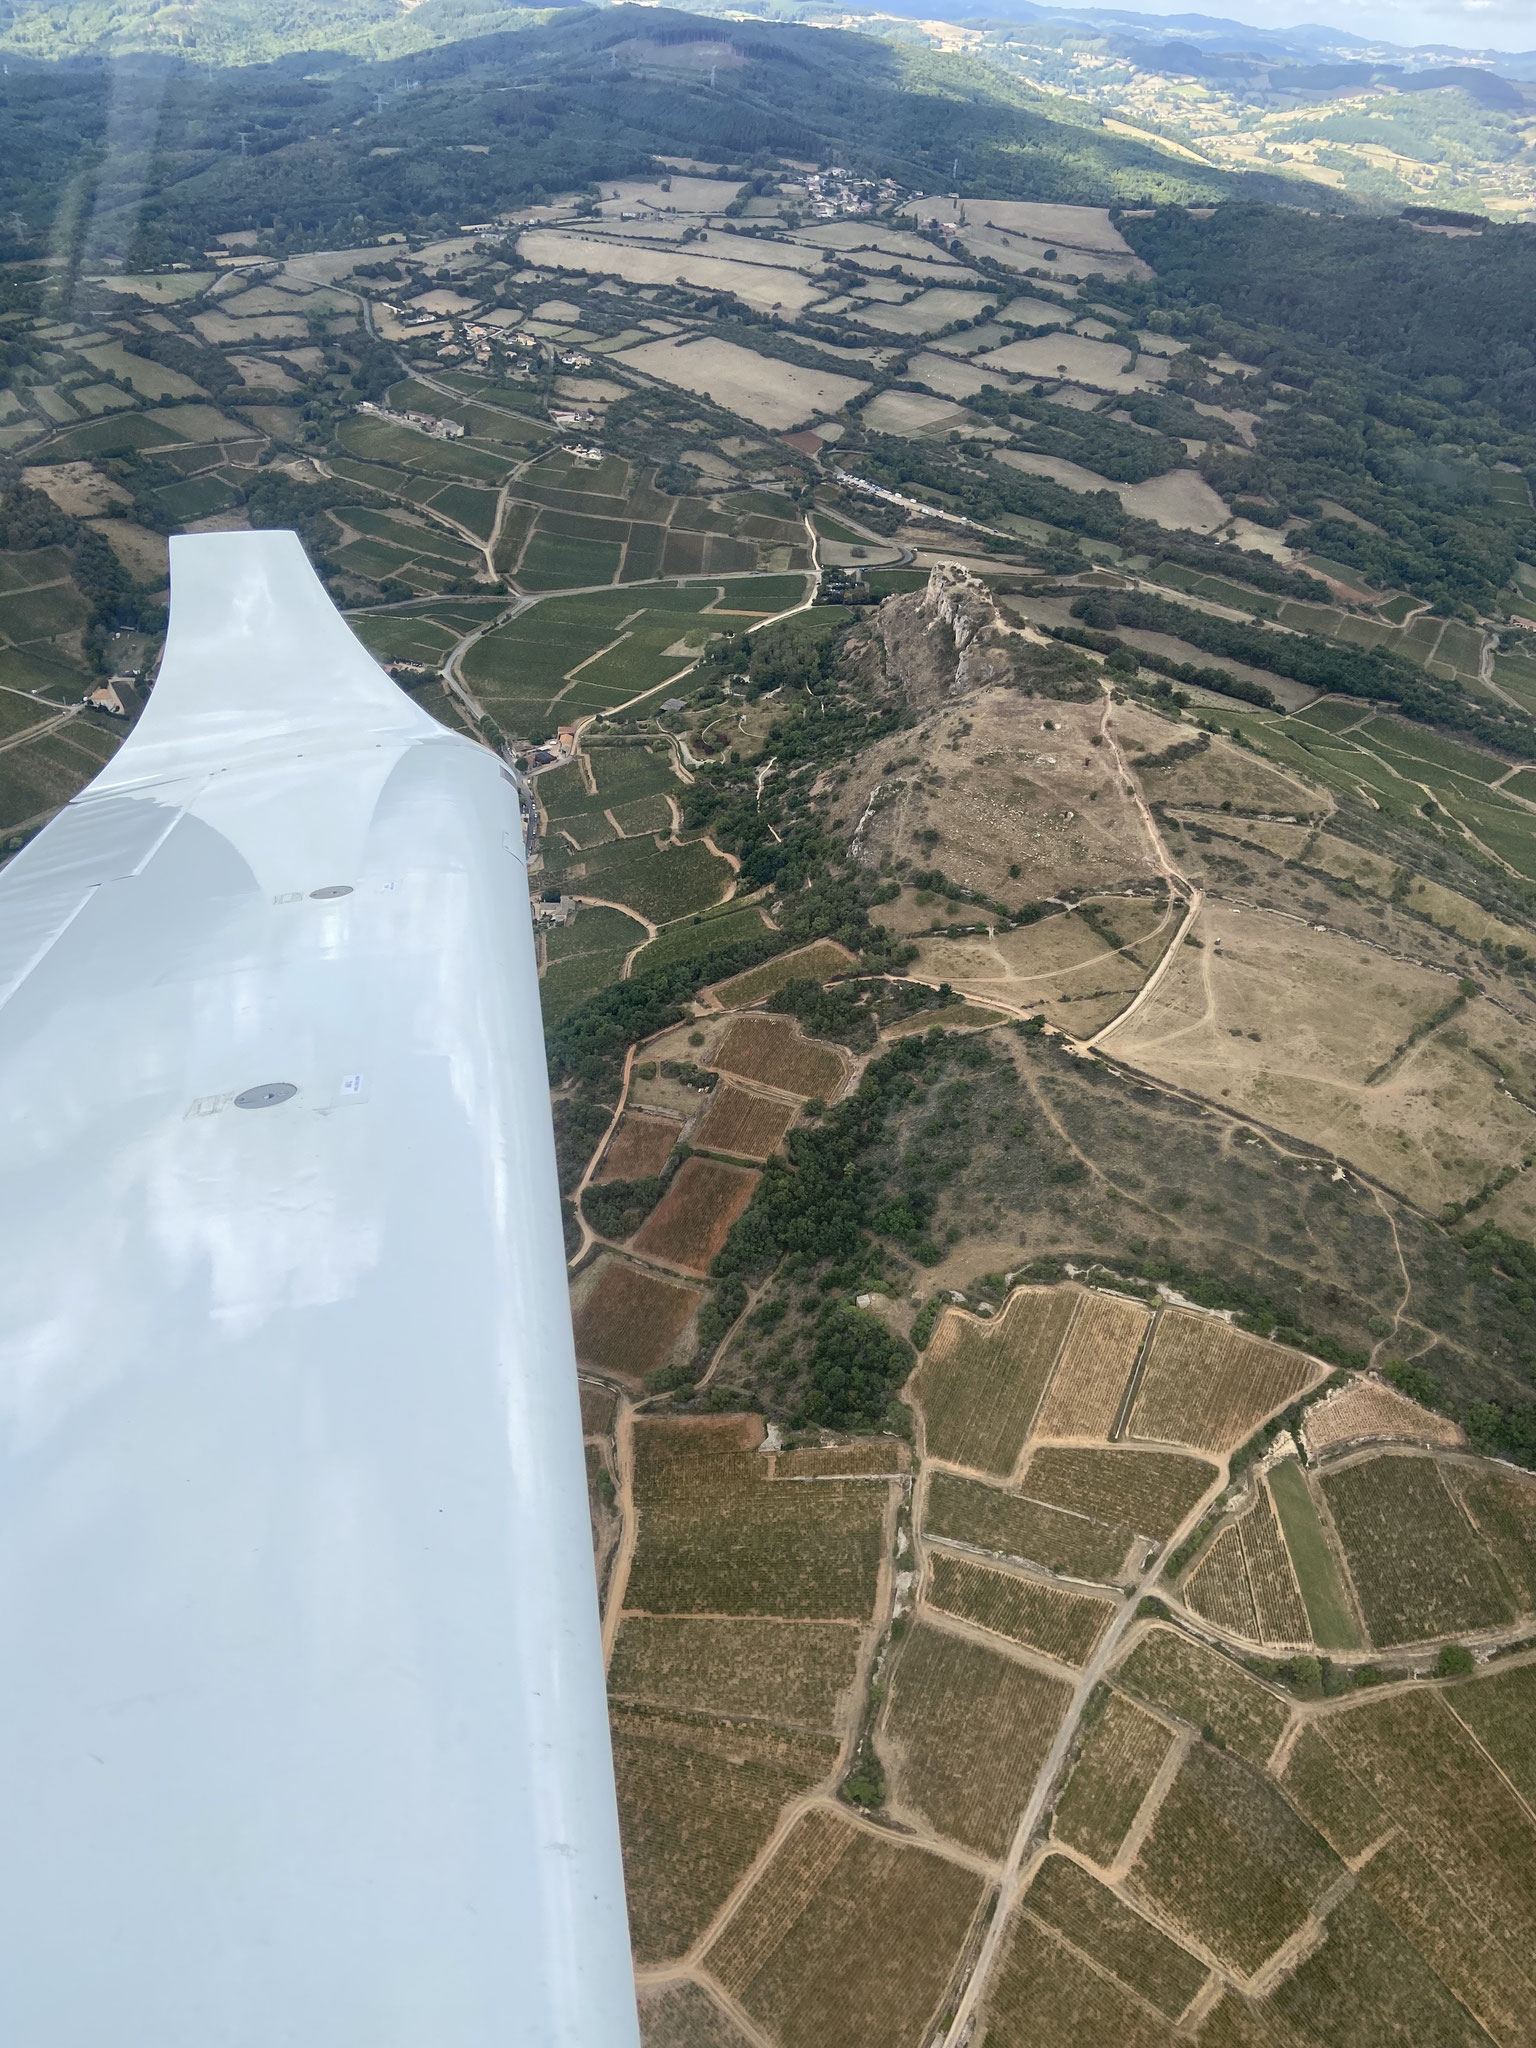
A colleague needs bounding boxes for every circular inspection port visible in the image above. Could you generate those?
[234,1082,299,1110]
[310,885,353,900]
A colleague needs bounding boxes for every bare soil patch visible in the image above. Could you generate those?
[632,1156,761,1273]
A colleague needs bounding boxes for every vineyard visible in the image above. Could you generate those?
[1021,1445,1217,1542]
[712,1016,846,1100]
[983,1914,1182,2048]
[710,940,855,1008]
[1446,1663,1536,1811]
[909,1289,1078,1476]
[631,1156,762,1274]
[1183,1479,1311,1647]
[1319,1455,1514,1646]
[570,1257,701,1382]
[693,1083,797,1160]
[1025,1855,1208,2021]
[1128,1740,1341,1977]
[881,1620,1073,1859]
[1452,1467,1536,1611]
[924,1471,1134,1583]
[773,1443,905,1478]
[926,1552,1116,1668]
[608,1617,862,1728]
[593,1108,681,1183]
[1302,1378,1463,1459]
[1052,1690,1177,1868]
[1115,1627,1291,1766]
[1032,1291,1151,1442]
[1128,1312,1323,1454]
[705,1806,987,2048]
[1268,1884,1495,2048]
[635,1980,755,2048]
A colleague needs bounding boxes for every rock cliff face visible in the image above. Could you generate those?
[843,565,1096,712]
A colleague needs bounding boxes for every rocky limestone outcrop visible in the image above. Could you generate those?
[842,564,1095,712]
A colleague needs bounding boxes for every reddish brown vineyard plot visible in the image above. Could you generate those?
[632,1156,760,1274]
[1129,1311,1323,1454]
[1033,1290,1151,1441]
[594,1108,682,1182]
[693,1083,797,1160]
[881,1619,1073,1858]
[925,1470,1134,1583]
[909,1288,1077,1476]
[927,1552,1116,1668]
[1052,1690,1176,1867]
[704,1805,986,2048]
[712,1014,846,1100]
[570,1256,701,1383]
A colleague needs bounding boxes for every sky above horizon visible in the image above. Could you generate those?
[1096,0,1536,52]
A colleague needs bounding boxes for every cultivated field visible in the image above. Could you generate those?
[909,1288,1078,1476]
[926,1552,1116,1667]
[996,446,1230,534]
[1051,1690,1177,1867]
[626,1418,887,1620]
[635,1980,754,2048]
[1319,1455,1513,1646]
[1269,1883,1495,2048]
[595,1109,682,1183]
[704,1806,986,2048]
[1032,1291,1150,1440]
[692,1084,796,1161]
[1026,1854,1208,2021]
[772,1443,905,1478]
[711,1016,845,1099]
[1021,1446,1217,1542]
[1302,1378,1464,1458]
[1128,1311,1323,1455]
[925,1471,1134,1583]
[1129,1739,1340,1978]
[982,1914,1184,2048]
[1115,1627,1291,1766]
[570,1257,701,1384]
[710,940,855,1007]
[881,1620,1073,1858]
[615,335,867,428]
[1183,1478,1311,1647]
[1452,1467,1536,1609]
[1446,1663,1536,1811]
[613,1706,840,1965]
[631,1157,760,1274]
[608,1616,861,1729]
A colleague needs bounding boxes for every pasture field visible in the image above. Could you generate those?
[635,1981,754,2048]
[631,903,774,976]
[704,1806,986,2048]
[1319,1455,1513,1646]
[925,1471,1134,1582]
[595,1110,681,1183]
[773,1443,905,1478]
[570,1258,701,1384]
[612,1706,840,1965]
[1267,1459,1362,1651]
[881,1620,1072,1858]
[1183,1479,1310,1647]
[1446,1663,1536,1810]
[1302,1379,1463,1457]
[1450,1467,1536,1609]
[608,1616,861,1729]
[1032,1291,1150,1441]
[1022,1446,1216,1541]
[982,1914,1182,2048]
[926,1552,1116,1667]
[540,905,648,1023]
[626,1419,886,1620]
[1268,1883,1494,2048]
[1129,1741,1340,1978]
[558,836,732,925]
[712,1016,845,1099]
[1115,1627,1290,1766]
[709,939,854,1007]
[613,335,868,430]
[1129,1312,1323,1455]
[909,1288,1078,1476]
[1051,1690,1176,1867]
[631,1157,760,1273]
[692,1085,796,1161]
[1025,1854,1207,2020]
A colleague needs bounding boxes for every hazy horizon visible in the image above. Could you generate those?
[1073,0,1535,54]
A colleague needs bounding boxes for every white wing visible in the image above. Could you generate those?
[0,531,638,2046]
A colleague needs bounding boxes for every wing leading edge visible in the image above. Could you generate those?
[0,532,639,2046]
